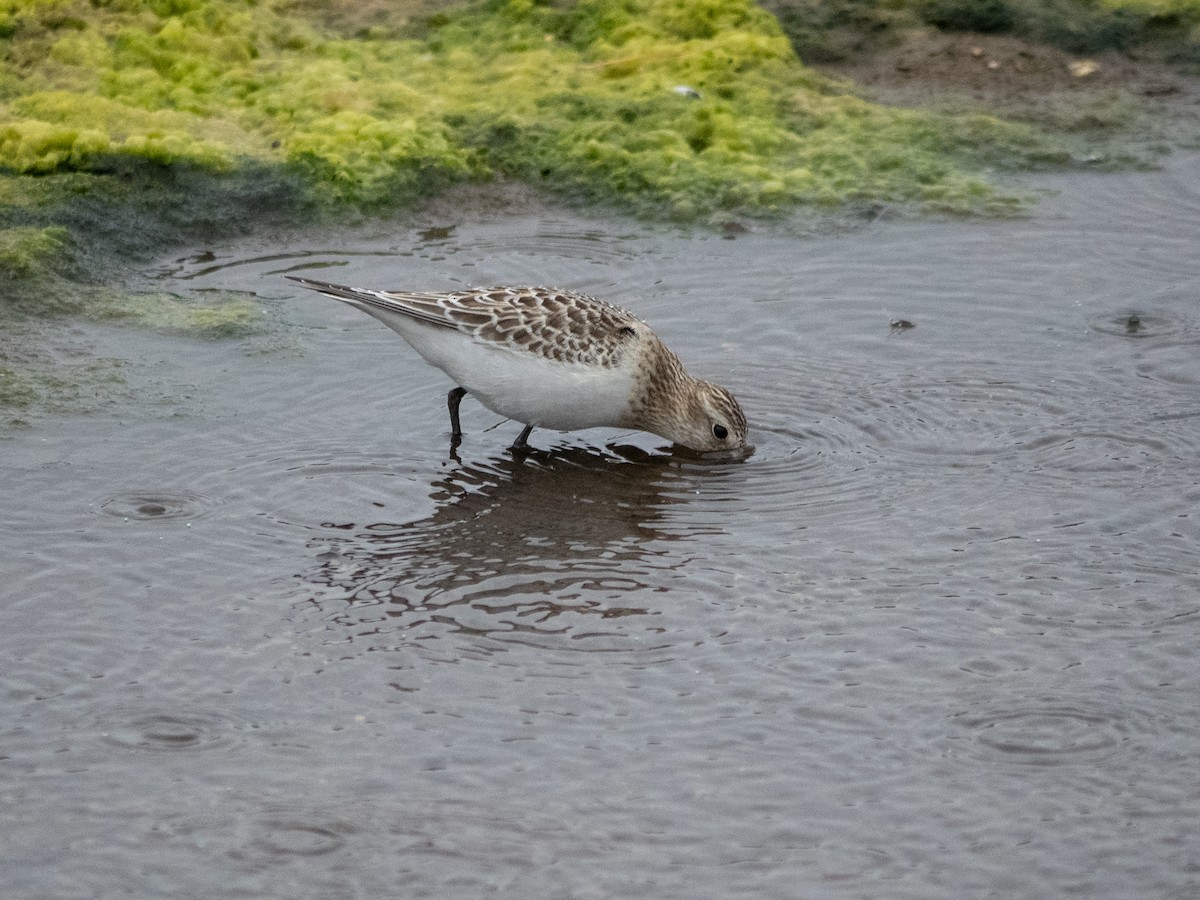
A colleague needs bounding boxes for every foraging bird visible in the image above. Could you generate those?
[288,275,747,452]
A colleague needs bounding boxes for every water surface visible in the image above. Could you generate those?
[4,157,1200,898]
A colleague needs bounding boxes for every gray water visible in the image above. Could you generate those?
[3,155,1200,898]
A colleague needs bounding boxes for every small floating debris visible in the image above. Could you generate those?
[1069,59,1099,78]
[417,225,455,242]
[672,85,702,100]
[1141,81,1180,97]
[890,319,916,332]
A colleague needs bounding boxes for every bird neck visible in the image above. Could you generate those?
[623,337,695,434]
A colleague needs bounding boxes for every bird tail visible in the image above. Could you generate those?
[284,275,375,305]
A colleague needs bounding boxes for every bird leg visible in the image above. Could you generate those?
[447,387,467,442]
[510,423,535,451]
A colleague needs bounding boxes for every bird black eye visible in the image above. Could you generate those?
[713,424,728,440]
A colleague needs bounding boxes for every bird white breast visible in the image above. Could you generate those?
[362,306,636,431]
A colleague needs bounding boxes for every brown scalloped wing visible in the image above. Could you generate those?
[380,287,643,367]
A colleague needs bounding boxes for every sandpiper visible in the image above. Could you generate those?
[288,276,747,452]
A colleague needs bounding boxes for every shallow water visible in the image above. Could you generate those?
[4,156,1200,898]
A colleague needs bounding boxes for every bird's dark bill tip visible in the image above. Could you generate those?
[671,443,754,463]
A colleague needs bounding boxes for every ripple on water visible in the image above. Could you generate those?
[171,803,365,871]
[1090,310,1188,341]
[289,446,695,660]
[464,222,646,264]
[724,363,1053,524]
[1022,427,1196,489]
[1088,282,1200,391]
[96,490,216,521]
[846,378,1067,461]
[150,247,394,282]
[948,701,1143,767]
[245,818,351,858]
[182,435,429,537]
[1038,159,1200,284]
[99,708,253,753]
[851,375,1166,484]
[151,221,653,297]
[742,349,1200,507]
[1090,278,1200,332]
[391,221,656,296]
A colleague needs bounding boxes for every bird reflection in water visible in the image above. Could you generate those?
[297,443,711,659]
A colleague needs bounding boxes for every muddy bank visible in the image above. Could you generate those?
[819,29,1200,156]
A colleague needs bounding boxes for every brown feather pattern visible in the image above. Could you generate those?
[374,285,644,367]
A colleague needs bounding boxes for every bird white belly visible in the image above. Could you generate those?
[375,315,635,431]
